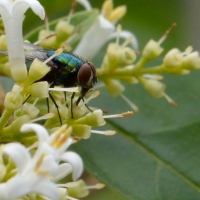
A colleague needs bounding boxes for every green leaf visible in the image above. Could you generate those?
[72,119,200,199]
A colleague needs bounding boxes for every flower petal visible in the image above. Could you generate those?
[61,151,83,181]
[74,15,115,60]
[3,143,30,172]
[33,180,59,200]
[21,124,49,149]
[53,163,72,182]
[13,0,45,19]
[40,155,58,175]
[0,174,31,199]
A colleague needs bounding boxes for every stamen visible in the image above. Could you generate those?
[34,153,46,172]
[12,85,23,101]
[13,90,21,101]
[32,98,39,106]
[27,141,38,150]
[66,196,78,200]
[91,130,116,135]
[143,74,164,80]
[58,182,79,188]
[116,24,122,46]
[30,113,55,123]
[45,15,50,33]
[66,26,82,44]
[55,127,72,149]
[158,23,177,45]
[67,0,76,24]
[182,46,193,56]
[94,83,105,89]
[83,90,100,104]
[122,36,133,47]
[73,137,81,142]
[48,87,79,93]
[103,111,134,118]
[84,183,105,190]
[120,94,139,112]
[44,47,65,64]
[34,33,57,45]
[162,92,177,107]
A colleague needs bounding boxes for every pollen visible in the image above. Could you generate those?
[34,153,47,173]
[51,126,72,149]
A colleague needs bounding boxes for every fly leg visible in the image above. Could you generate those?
[47,97,50,113]
[49,93,62,125]
[23,95,31,104]
[80,97,93,112]
[76,96,93,113]
[70,92,75,118]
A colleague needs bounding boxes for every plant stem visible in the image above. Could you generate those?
[0,109,12,131]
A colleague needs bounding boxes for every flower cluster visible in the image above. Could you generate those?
[0,124,84,200]
[0,0,134,199]
[0,0,199,199]
[97,24,200,108]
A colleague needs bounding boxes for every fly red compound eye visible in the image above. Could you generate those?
[78,62,96,88]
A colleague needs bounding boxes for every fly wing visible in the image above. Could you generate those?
[0,50,8,56]
[0,43,49,62]
[23,42,48,62]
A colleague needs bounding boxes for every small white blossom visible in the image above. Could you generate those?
[74,0,138,60]
[0,123,83,199]
[0,0,45,83]
[0,143,59,200]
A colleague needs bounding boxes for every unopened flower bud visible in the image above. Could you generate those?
[72,125,91,139]
[182,52,200,70]
[163,48,183,68]
[27,81,49,98]
[5,115,31,134]
[73,109,105,127]
[107,43,120,64]
[118,47,136,65]
[15,103,39,119]
[0,62,11,77]
[38,29,57,49]
[68,180,89,198]
[142,78,166,98]
[0,35,7,50]
[11,85,19,92]
[55,21,74,42]
[11,62,27,84]
[26,59,50,85]
[0,163,6,182]
[142,39,163,61]
[58,188,68,200]
[4,91,22,111]
[104,78,125,97]
[85,110,105,126]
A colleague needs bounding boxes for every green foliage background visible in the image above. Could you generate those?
[21,0,200,199]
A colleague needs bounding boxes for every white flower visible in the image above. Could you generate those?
[0,0,45,83]
[0,143,59,200]
[0,123,83,199]
[21,124,83,180]
[74,0,138,60]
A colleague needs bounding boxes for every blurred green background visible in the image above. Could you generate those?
[6,0,200,199]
